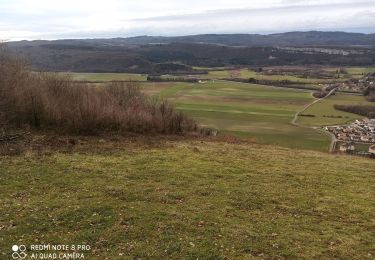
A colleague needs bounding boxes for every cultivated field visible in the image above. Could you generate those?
[147,81,330,151]
[199,68,348,84]
[65,67,375,151]
[1,140,374,259]
[346,67,375,76]
[66,67,375,84]
[67,72,147,82]
[297,93,375,127]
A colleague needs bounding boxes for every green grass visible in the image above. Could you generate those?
[346,67,375,76]
[65,66,374,84]
[192,66,228,70]
[1,141,374,259]
[152,81,330,151]
[297,93,375,127]
[335,141,372,152]
[203,69,343,84]
[140,82,175,96]
[66,70,375,151]
[205,70,236,78]
[67,73,147,82]
[223,130,330,151]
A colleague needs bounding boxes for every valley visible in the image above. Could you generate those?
[65,66,375,152]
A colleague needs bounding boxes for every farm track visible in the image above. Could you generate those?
[291,88,338,152]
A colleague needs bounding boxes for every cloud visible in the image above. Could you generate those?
[123,1,375,36]
[0,0,374,40]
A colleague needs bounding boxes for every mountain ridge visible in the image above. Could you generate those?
[6,31,375,73]
[10,31,375,47]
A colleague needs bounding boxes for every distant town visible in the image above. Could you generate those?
[324,119,375,156]
[325,119,375,143]
[338,72,375,93]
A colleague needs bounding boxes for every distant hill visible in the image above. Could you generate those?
[7,31,375,73]
[102,31,375,47]
[11,31,375,47]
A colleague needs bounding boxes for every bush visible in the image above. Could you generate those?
[334,104,375,119]
[312,91,328,98]
[366,95,375,102]
[299,114,315,117]
[0,45,197,135]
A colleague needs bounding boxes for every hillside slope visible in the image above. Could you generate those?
[1,139,374,259]
[10,31,375,47]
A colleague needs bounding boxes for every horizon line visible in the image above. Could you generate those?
[6,30,375,42]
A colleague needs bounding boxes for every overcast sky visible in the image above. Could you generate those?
[1,0,375,40]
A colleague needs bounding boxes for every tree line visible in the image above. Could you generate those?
[0,45,196,135]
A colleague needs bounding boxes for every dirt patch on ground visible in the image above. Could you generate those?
[0,130,254,156]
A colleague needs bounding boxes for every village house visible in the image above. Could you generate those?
[369,145,375,155]
[325,119,375,143]
[338,73,375,92]
[339,142,355,153]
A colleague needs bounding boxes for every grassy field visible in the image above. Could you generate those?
[66,69,375,151]
[335,141,372,152]
[346,67,375,76]
[200,69,344,84]
[67,73,147,82]
[140,82,175,96]
[1,140,374,259]
[144,81,330,151]
[64,67,374,83]
[297,93,375,127]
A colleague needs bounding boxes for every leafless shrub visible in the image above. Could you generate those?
[0,44,197,135]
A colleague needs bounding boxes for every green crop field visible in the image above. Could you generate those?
[67,72,147,82]
[140,82,175,95]
[346,67,375,76]
[297,93,375,127]
[1,140,374,259]
[143,81,330,151]
[202,69,342,84]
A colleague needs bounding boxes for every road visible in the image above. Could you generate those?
[291,88,338,152]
